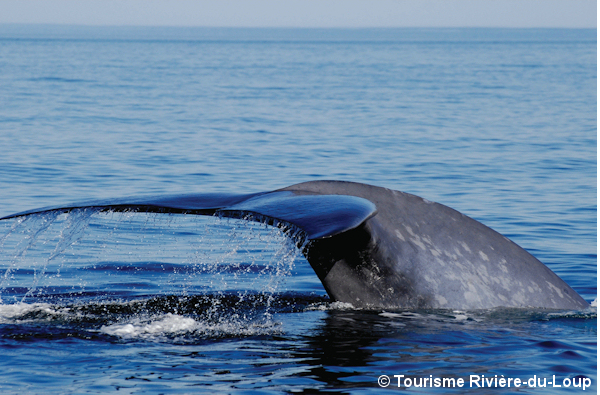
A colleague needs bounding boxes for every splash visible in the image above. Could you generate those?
[0,302,64,324]
[0,209,309,339]
[99,311,279,340]
[0,209,97,303]
[100,313,198,338]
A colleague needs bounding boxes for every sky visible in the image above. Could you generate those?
[0,0,596,28]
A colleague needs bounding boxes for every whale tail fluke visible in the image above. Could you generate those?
[0,181,589,310]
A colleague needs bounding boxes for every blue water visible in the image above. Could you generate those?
[0,26,596,393]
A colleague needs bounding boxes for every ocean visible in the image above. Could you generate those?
[0,25,596,393]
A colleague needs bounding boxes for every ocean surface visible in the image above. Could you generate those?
[0,26,596,393]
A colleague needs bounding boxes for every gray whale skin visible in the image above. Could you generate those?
[1,180,589,310]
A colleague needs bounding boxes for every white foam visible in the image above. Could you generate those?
[100,313,197,338]
[306,301,355,311]
[100,313,279,339]
[329,301,355,310]
[0,302,64,323]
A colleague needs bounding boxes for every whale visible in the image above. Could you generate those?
[0,180,589,310]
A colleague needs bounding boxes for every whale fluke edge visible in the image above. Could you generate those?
[0,180,589,310]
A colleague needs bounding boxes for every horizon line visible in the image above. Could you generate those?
[1,23,596,30]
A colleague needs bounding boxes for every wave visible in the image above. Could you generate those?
[0,291,595,344]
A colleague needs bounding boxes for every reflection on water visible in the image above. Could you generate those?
[0,210,595,393]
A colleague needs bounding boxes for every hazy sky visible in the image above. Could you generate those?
[0,0,596,28]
